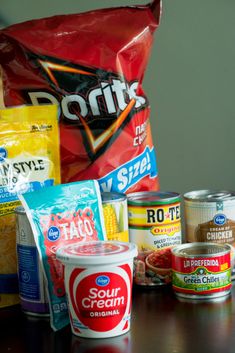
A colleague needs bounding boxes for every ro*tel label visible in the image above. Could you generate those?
[172,242,232,301]
[127,191,182,286]
[56,241,137,338]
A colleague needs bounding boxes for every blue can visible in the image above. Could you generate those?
[15,206,49,317]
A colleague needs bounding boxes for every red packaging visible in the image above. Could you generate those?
[0,1,161,194]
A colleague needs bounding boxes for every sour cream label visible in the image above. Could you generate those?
[69,270,129,333]
[66,266,131,337]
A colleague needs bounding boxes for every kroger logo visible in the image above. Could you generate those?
[213,214,227,226]
[47,226,60,241]
[0,147,7,162]
[96,275,110,287]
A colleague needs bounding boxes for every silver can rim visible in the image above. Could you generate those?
[184,189,235,202]
[174,290,231,302]
[101,192,127,204]
[15,205,26,214]
[172,242,231,258]
[127,191,180,204]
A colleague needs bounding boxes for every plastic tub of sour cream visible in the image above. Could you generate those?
[56,241,137,338]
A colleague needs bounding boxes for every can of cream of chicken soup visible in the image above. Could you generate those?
[127,191,182,286]
[172,242,232,301]
[184,190,235,279]
[15,206,49,317]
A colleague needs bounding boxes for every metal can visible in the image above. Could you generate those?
[184,190,235,279]
[172,242,232,301]
[127,191,182,286]
[15,206,49,317]
[101,192,129,242]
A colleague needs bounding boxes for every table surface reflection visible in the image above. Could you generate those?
[1,284,235,353]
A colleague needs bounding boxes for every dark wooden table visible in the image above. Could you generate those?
[1,284,235,353]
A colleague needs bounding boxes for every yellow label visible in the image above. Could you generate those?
[0,200,21,217]
[220,262,228,271]
[0,293,20,308]
[107,230,129,242]
[128,202,182,254]
[102,199,128,241]
[128,203,181,227]
[150,223,181,236]
[0,104,60,305]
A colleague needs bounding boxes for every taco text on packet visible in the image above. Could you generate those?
[19,180,107,331]
[0,104,60,308]
[0,0,161,194]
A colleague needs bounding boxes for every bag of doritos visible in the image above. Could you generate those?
[0,0,161,194]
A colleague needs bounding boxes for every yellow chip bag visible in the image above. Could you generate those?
[0,104,60,308]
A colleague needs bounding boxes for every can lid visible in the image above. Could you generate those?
[15,205,26,214]
[127,191,180,205]
[184,190,235,202]
[101,192,126,203]
[172,242,231,257]
[56,241,138,265]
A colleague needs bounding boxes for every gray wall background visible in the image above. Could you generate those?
[1,0,235,196]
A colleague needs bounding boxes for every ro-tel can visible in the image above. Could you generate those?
[101,192,129,242]
[56,241,138,338]
[15,206,49,317]
[127,191,182,286]
[184,190,235,279]
[172,242,232,302]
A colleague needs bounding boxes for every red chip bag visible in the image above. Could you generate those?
[0,0,161,194]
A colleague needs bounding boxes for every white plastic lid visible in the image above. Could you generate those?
[56,241,138,265]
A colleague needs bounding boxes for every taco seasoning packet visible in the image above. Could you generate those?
[0,104,60,308]
[0,0,161,194]
[19,180,106,331]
